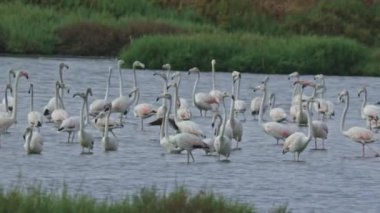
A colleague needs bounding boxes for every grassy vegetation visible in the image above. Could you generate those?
[0,185,289,213]
[121,33,369,75]
[0,0,379,75]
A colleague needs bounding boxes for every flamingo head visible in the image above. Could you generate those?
[6,84,12,94]
[156,93,171,102]
[162,63,171,71]
[86,88,93,97]
[314,74,324,80]
[338,89,349,103]
[357,87,366,97]
[253,84,264,92]
[171,71,181,80]
[73,92,85,99]
[211,59,216,66]
[261,76,269,84]
[23,126,33,140]
[19,70,29,80]
[153,71,167,81]
[288,71,299,80]
[117,59,125,67]
[9,69,16,78]
[188,67,200,75]
[293,80,314,88]
[231,94,235,100]
[133,61,145,69]
[59,63,69,70]
[232,71,241,81]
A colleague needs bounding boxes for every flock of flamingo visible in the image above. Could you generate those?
[1,58,380,163]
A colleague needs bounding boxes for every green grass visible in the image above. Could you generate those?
[120,33,372,75]
[0,185,287,213]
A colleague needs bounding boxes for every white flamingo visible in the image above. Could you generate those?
[231,71,247,121]
[0,70,29,134]
[171,81,206,138]
[23,126,43,154]
[156,93,183,154]
[93,112,123,137]
[282,99,314,161]
[43,63,69,121]
[214,92,232,161]
[268,93,287,123]
[2,69,15,112]
[338,89,378,157]
[256,78,296,145]
[358,87,380,129]
[188,67,218,117]
[59,88,92,143]
[101,103,118,151]
[209,59,223,103]
[204,112,223,154]
[111,59,137,123]
[171,71,191,120]
[89,67,113,116]
[51,81,69,128]
[74,91,94,154]
[130,60,145,106]
[27,84,43,128]
[0,84,13,117]
[314,74,334,119]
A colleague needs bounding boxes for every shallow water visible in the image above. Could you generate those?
[0,56,380,212]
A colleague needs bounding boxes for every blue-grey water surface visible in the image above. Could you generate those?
[0,56,379,213]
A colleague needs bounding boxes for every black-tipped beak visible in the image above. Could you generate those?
[156,97,160,102]
[211,123,215,128]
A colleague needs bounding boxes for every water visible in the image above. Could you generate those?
[0,56,380,212]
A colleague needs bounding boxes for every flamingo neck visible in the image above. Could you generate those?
[30,86,34,112]
[164,98,172,141]
[191,72,199,107]
[27,130,33,153]
[236,78,241,98]
[305,101,313,142]
[104,111,110,138]
[212,63,216,90]
[340,93,349,133]
[229,96,235,121]
[258,84,267,125]
[361,89,367,117]
[215,114,223,136]
[104,69,112,100]
[11,73,22,121]
[297,87,304,119]
[79,96,86,133]
[4,86,9,113]
[8,71,14,96]
[219,97,228,137]
[173,84,180,124]
[118,64,124,97]
[270,94,275,111]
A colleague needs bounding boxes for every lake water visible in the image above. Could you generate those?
[0,56,379,212]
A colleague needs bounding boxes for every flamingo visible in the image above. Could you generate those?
[59,88,92,143]
[250,76,269,119]
[256,78,296,145]
[0,70,29,134]
[231,71,247,121]
[74,90,94,154]
[133,103,157,131]
[338,89,378,157]
[0,84,13,117]
[130,60,145,106]
[2,69,15,112]
[282,99,314,161]
[209,59,223,103]
[156,93,183,154]
[158,93,208,163]
[204,112,223,154]
[188,67,218,117]
[111,60,139,123]
[314,74,334,119]
[43,63,69,121]
[51,81,69,128]
[89,67,113,116]
[214,92,232,161]
[358,87,380,129]
[171,81,206,138]
[171,71,191,121]
[27,84,43,128]
[225,74,243,149]
[101,103,118,151]
[23,126,43,154]
[268,93,287,123]
[293,81,308,126]
[93,111,123,137]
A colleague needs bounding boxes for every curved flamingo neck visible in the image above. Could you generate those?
[305,101,313,142]
[30,85,34,112]
[164,97,172,141]
[4,85,9,113]
[79,96,86,133]
[236,78,241,98]
[27,130,33,153]
[297,87,304,119]
[173,84,180,124]
[269,94,275,110]
[340,93,349,133]
[8,70,14,96]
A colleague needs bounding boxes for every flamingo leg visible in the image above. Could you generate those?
[314,138,317,149]
[187,151,190,164]
[322,139,325,149]
[140,118,144,131]
[362,144,365,157]
[297,152,300,161]
[71,132,75,143]
[67,132,71,143]
[189,151,195,162]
